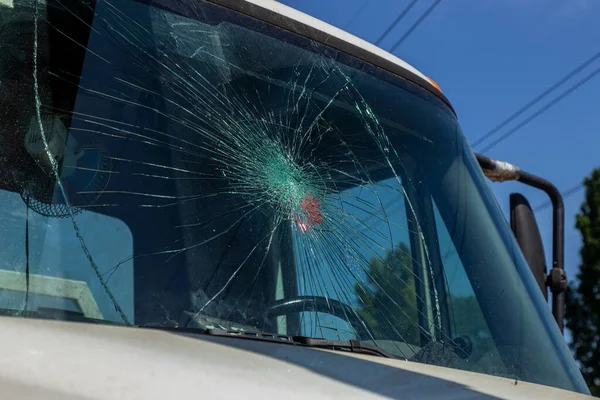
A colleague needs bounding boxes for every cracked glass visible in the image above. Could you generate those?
[0,0,588,394]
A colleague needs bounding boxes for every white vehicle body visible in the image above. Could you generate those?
[1,317,593,399]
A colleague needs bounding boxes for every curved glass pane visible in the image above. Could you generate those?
[0,0,587,393]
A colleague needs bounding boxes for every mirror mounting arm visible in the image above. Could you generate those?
[475,154,566,333]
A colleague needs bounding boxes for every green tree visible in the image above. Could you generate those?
[355,242,419,344]
[566,168,600,396]
[355,243,498,368]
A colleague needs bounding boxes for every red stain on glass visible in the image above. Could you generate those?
[295,194,323,233]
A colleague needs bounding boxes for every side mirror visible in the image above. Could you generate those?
[510,193,548,300]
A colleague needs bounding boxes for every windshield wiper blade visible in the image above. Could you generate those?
[0,307,125,325]
[139,326,402,359]
[204,328,401,359]
[292,336,402,359]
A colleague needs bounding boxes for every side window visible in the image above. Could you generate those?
[0,189,134,322]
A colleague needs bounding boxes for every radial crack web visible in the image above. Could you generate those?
[0,0,457,361]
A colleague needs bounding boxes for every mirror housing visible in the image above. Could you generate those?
[510,193,548,300]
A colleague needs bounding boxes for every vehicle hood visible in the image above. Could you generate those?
[0,317,592,399]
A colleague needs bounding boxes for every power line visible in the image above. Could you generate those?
[534,183,585,213]
[389,0,442,53]
[374,0,418,46]
[472,51,600,149]
[478,64,600,154]
[344,0,372,30]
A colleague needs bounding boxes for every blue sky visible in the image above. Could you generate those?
[280,0,600,296]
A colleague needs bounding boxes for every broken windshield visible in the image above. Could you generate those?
[0,0,588,394]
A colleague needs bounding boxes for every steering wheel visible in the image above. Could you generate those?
[265,296,375,340]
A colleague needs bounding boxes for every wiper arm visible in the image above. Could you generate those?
[291,336,403,360]
[149,326,401,360]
